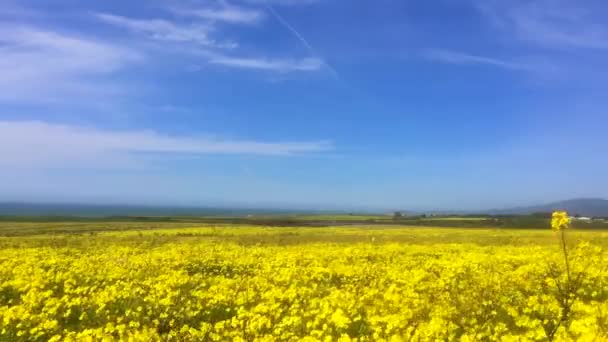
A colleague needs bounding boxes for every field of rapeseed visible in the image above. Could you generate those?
[1,224,607,341]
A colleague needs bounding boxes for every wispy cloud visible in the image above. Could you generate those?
[473,0,608,50]
[172,3,264,25]
[210,56,323,71]
[0,121,334,168]
[246,0,320,5]
[423,48,527,70]
[0,25,140,102]
[264,4,340,78]
[95,4,327,75]
[96,13,236,49]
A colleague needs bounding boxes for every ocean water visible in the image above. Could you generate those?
[0,203,313,217]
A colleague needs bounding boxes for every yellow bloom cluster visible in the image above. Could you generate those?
[0,227,606,341]
[551,211,571,232]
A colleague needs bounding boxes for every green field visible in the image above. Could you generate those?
[0,221,607,247]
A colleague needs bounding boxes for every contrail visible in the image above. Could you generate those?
[264,3,341,80]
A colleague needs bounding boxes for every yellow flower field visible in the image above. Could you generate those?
[1,226,607,341]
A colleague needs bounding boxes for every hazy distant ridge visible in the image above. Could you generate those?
[487,199,608,217]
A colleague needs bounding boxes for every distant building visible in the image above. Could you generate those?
[571,216,592,221]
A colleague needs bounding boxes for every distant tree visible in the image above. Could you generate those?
[393,211,403,219]
[532,212,552,219]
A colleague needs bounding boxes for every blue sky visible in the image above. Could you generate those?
[1,0,607,211]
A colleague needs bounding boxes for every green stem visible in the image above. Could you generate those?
[560,228,571,285]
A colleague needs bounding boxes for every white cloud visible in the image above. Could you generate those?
[473,0,608,50]
[95,10,327,74]
[209,56,323,71]
[0,26,138,75]
[0,1,327,107]
[96,13,236,48]
[0,25,140,102]
[423,49,527,70]
[0,121,333,168]
[245,0,319,5]
[172,3,264,24]
[264,4,339,79]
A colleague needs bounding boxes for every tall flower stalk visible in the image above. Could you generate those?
[551,211,572,282]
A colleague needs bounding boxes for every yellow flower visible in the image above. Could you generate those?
[551,211,570,231]
[331,309,351,329]
[0,224,604,341]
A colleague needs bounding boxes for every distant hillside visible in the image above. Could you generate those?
[489,199,608,217]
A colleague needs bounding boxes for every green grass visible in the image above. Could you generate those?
[1,221,607,250]
[258,214,391,221]
[423,216,488,221]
